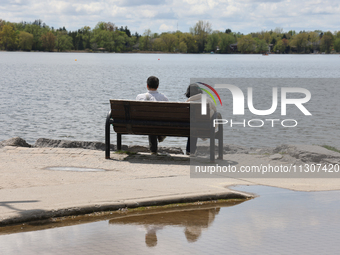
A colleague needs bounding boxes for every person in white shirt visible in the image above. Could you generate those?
[136,76,169,154]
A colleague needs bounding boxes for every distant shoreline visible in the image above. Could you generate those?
[1,50,339,55]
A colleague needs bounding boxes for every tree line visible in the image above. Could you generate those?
[1,19,340,53]
[0,19,136,52]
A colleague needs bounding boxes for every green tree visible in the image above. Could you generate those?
[0,24,18,50]
[105,22,117,32]
[282,38,290,53]
[256,39,268,53]
[218,33,236,53]
[91,30,114,51]
[288,30,296,38]
[18,31,33,50]
[152,37,164,51]
[237,35,256,53]
[334,38,340,52]
[112,31,128,52]
[178,41,187,53]
[124,35,137,51]
[78,26,92,49]
[160,33,177,52]
[90,25,128,52]
[308,31,320,52]
[190,20,212,52]
[179,33,198,53]
[55,31,73,51]
[320,31,334,53]
[273,39,286,53]
[261,32,272,43]
[270,32,281,46]
[0,19,5,30]
[139,29,152,51]
[205,32,219,52]
[335,31,340,39]
[290,33,308,53]
[91,21,125,52]
[14,21,25,31]
[68,31,79,50]
[24,23,49,51]
[41,31,56,51]
[274,27,283,34]
[94,21,115,31]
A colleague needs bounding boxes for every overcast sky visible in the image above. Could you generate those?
[1,0,340,34]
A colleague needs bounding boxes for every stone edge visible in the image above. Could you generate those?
[0,190,252,227]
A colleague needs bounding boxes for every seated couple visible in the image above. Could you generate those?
[136,76,216,155]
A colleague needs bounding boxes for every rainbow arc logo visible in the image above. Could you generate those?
[197,82,222,115]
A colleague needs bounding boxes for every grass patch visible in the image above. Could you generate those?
[322,145,340,153]
[125,199,248,212]
[2,198,252,233]
[52,199,250,223]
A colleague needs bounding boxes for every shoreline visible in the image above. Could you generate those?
[1,50,339,55]
[0,137,339,227]
[2,137,340,164]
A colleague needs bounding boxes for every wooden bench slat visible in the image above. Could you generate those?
[113,127,190,136]
[110,100,190,107]
[130,114,189,121]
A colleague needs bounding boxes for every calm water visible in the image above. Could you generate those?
[1,186,339,255]
[1,52,340,148]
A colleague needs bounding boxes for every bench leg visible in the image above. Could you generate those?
[210,125,215,163]
[149,135,158,153]
[117,133,122,151]
[218,123,223,160]
[105,111,111,159]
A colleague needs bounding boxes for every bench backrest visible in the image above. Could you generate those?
[109,100,211,137]
[110,100,190,122]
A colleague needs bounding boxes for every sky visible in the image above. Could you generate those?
[1,0,340,34]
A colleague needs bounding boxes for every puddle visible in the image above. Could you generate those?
[46,167,106,172]
[1,186,340,255]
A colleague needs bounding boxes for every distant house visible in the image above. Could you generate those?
[133,43,140,50]
[230,43,238,52]
[307,40,321,53]
[268,44,273,52]
[290,46,298,52]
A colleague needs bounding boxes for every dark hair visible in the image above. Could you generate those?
[147,76,159,89]
[185,83,203,98]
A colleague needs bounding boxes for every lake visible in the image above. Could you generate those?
[1,52,339,149]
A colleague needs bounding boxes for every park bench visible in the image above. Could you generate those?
[105,100,223,162]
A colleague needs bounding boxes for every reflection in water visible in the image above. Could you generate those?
[1,186,340,255]
[109,207,221,246]
[145,225,162,247]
